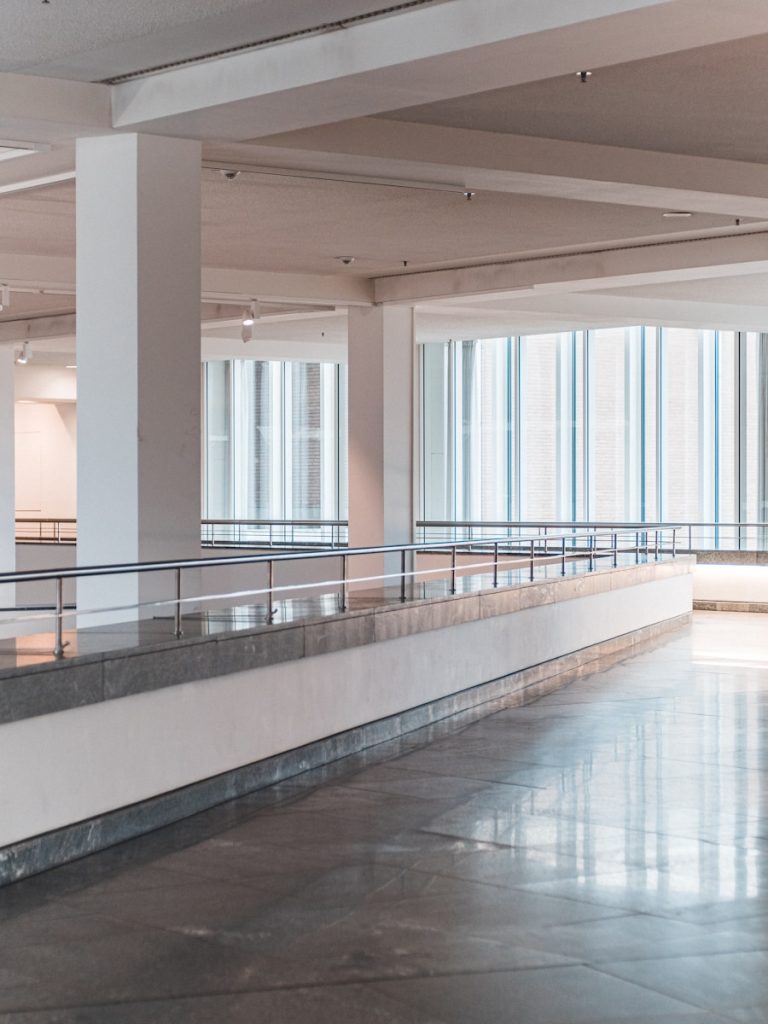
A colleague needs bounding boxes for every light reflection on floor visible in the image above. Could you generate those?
[2,610,767,1021]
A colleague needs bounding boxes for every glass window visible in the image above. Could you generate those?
[203,358,347,523]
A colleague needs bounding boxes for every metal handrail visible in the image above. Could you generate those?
[418,519,768,551]
[2,526,678,660]
[16,517,349,548]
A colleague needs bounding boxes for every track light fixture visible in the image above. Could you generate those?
[241,301,260,343]
[15,341,30,365]
[0,285,9,311]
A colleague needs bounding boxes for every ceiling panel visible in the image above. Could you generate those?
[379,32,768,163]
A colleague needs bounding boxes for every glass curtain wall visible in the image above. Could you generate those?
[421,327,759,538]
[203,359,347,522]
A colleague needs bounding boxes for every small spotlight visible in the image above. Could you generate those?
[577,70,592,83]
[463,191,476,201]
[336,256,356,265]
[0,284,9,311]
[15,341,30,365]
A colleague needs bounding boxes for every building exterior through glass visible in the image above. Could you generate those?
[202,329,768,539]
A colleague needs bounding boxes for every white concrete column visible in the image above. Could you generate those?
[0,345,15,605]
[76,134,201,620]
[347,305,414,589]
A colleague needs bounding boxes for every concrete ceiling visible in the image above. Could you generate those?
[6,0,768,371]
[379,32,768,163]
[0,0,400,81]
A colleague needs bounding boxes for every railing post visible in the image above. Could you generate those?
[174,567,183,638]
[655,530,660,560]
[266,559,275,624]
[561,537,566,575]
[672,528,677,558]
[688,524,692,551]
[529,538,535,581]
[612,531,617,568]
[635,530,640,564]
[493,541,499,587]
[588,534,594,572]
[400,548,407,603]
[450,545,457,595]
[340,553,348,611]
[52,576,68,658]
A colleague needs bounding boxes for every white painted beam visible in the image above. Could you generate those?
[0,314,76,343]
[0,146,75,197]
[111,0,768,140]
[0,257,373,309]
[248,118,768,219]
[375,230,768,304]
[0,74,110,144]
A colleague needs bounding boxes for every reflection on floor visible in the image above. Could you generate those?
[1,610,766,1022]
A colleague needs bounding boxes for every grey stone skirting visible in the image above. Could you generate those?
[694,599,768,613]
[0,610,691,887]
[0,556,693,727]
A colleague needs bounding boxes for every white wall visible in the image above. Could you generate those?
[0,570,692,847]
[14,401,77,518]
[693,564,768,604]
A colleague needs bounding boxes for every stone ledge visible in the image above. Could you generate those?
[0,556,694,726]
[0,610,691,887]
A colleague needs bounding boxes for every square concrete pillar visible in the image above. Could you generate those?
[76,134,201,621]
[347,305,414,590]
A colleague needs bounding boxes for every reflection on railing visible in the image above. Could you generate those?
[419,520,768,552]
[1,526,679,659]
[201,518,348,549]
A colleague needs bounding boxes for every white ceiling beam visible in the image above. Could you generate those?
[110,0,768,140]
[0,257,373,308]
[246,118,768,219]
[374,231,768,303]
[0,145,75,196]
[201,268,372,307]
[0,74,110,144]
[0,313,76,343]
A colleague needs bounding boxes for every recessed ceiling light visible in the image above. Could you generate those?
[662,210,693,218]
[336,256,356,265]
[66,364,77,369]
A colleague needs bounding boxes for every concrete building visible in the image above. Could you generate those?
[1,2,768,1020]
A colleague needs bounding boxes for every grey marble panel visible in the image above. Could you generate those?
[304,612,375,657]
[102,641,218,700]
[699,550,758,565]
[517,582,557,610]
[215,623,305,675]
[373,595,481,642]
[0,660,103,725]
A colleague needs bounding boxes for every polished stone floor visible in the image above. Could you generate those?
[2,610,768,1022]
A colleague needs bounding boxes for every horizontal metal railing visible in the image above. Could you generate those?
[1,527,678,660]
[15,517,349,549]
[419,519,768,552]
[201,518,348,549]
[15,518,77,545]
[17,516,768,552]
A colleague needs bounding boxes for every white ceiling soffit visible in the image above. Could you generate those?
[110,0,768,140]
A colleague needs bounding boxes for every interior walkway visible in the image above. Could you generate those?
[1,610,766,1022]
